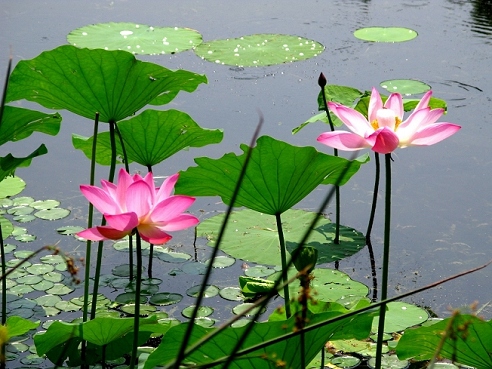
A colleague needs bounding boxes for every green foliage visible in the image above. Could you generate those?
[199,209,366,266]
[72,109,223,166]
[353,27,418,42]
[176,135,366,214]
[239,276,275,299]
[396,314,492,369]
[144,303,374,368]
[195,33,324,67]
[67,22,203,55]
[4,316,39,339]
[6,45,207,123]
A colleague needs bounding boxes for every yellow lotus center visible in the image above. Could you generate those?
[371,109,402,131]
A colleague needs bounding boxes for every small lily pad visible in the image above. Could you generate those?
[13,250,35,258]
[12,196,34,206]
[181,305,214,319]
[181,262,207,275]
[219,287,244,302]
[14,234,36,242]
[186,285,220,298]
[194,317,215,328]
[68,22,203,55]
[0,177,26,198]
[367,355,409,369]
[195,34,325,67]
[380,79,431,95]
[112,264,142,277]
[328,355,361,369]
[204,255,235,268]
[149,293,183,306]
[54,300,81,312]
[156,249,191,263]
[34,208,70,220]
[15,275,42,285]
[40,255,65,264]
[31,199,60,209]
[35,294,62,307]
[25,263,54,275]
[354,27,418,43]
[244,265,276,278]
[120,303,156,316]
[7,206,34,216]
[232,303,266,317]
[56,225,85,236]
[371,302,428,333]
[115,292,147,304]
[13,215,36,223]
[10,284,34,295]
[45,283,74,295]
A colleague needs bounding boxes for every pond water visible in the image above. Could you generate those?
[1,0,492,365]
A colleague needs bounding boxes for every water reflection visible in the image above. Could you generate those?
[470,0,492,40]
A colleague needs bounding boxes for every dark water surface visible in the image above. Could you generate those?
[1,0,491,342]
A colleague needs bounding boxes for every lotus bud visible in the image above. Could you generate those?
[291,246,318,274]
[318,72,327,88]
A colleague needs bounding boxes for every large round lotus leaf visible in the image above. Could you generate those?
[68,22,203,55]
[0,177,25,198]
[354,27,417,42]
[195,34,324,67]
[198,209,365,266]
[34,208,70,220]
[380,79,431,95]
[371,302,428,333]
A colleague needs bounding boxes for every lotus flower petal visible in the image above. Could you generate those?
[105,212,139,232]
[317,131,370,151]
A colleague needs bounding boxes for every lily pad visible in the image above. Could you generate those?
[181,305,214,319]
[0,177,25,198]
[204,255,235,268]
[0,216,13,239]
[31,199,60,210]
[232,303,266,317]
[68,22,203,55]
[371,302,428,333]
[380,79,431,95]
[199,209,365,266]
[149,293,182,306]
[195,34,324,67]
[34,208,70,220]
[367,355,409,369]
[354,27,418,42]
[14,234,36,242]
[156,249,191,263]
[219,287,244,302]
[56,225,85,236]
[244,265,276,278]
[186,285,220,299]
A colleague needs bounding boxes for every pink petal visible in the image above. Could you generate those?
[406,123,461,147]
[97,226,131,240]
[105,212,139,232]
[384,93,403,119]
[327,103,373,137]
[150,196,196,222]
[366,128,399,154]
[137,225,172,245]
[415,90,432,111]
[77,226,129,241]
[398,108,444,141]
[376,109,398,130]
[80,185,119,214]
[158,214,200,231]
[125,180,152,217]
[142,171,156,202]
[155,174,179,203]
[368,87,383,123]
[317,131,370,151]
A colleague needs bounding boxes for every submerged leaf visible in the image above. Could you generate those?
[176,136,366,215]
[6,45,207,122]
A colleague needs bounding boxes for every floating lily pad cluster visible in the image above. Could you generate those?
[66,22,325,67]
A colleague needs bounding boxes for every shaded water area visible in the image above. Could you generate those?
[1,0,492,366]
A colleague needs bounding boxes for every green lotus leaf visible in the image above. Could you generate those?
[144,303,373,369]
[72,109,223,166]
[396,314,492,369]
[354,27,418,42]
[198,209,366,266]
[0,145,49,182]
[0,106,61,145]
[195,33,324,67]
[68,22,203,55]
[6,45,207,123]
[176,136,367,215]
[4,316,39,340]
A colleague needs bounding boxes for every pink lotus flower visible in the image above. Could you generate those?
[317,88,461,154]
[77,169,199,244]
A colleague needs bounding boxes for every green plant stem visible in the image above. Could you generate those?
[276,212,291,319]
[91,121,118,319]
[375,153,392,369]
[320,84,340,244]
[146,165,154,279]
[130,231,143,369]
[366,152,380,244]
[172,115,264,369]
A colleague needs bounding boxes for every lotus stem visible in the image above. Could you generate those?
[146,165,154,279]
[366,152,380,244]
[375,153,392,368]
[276,212,291,318]
[129,231,143,369]
[319,73,340,245]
